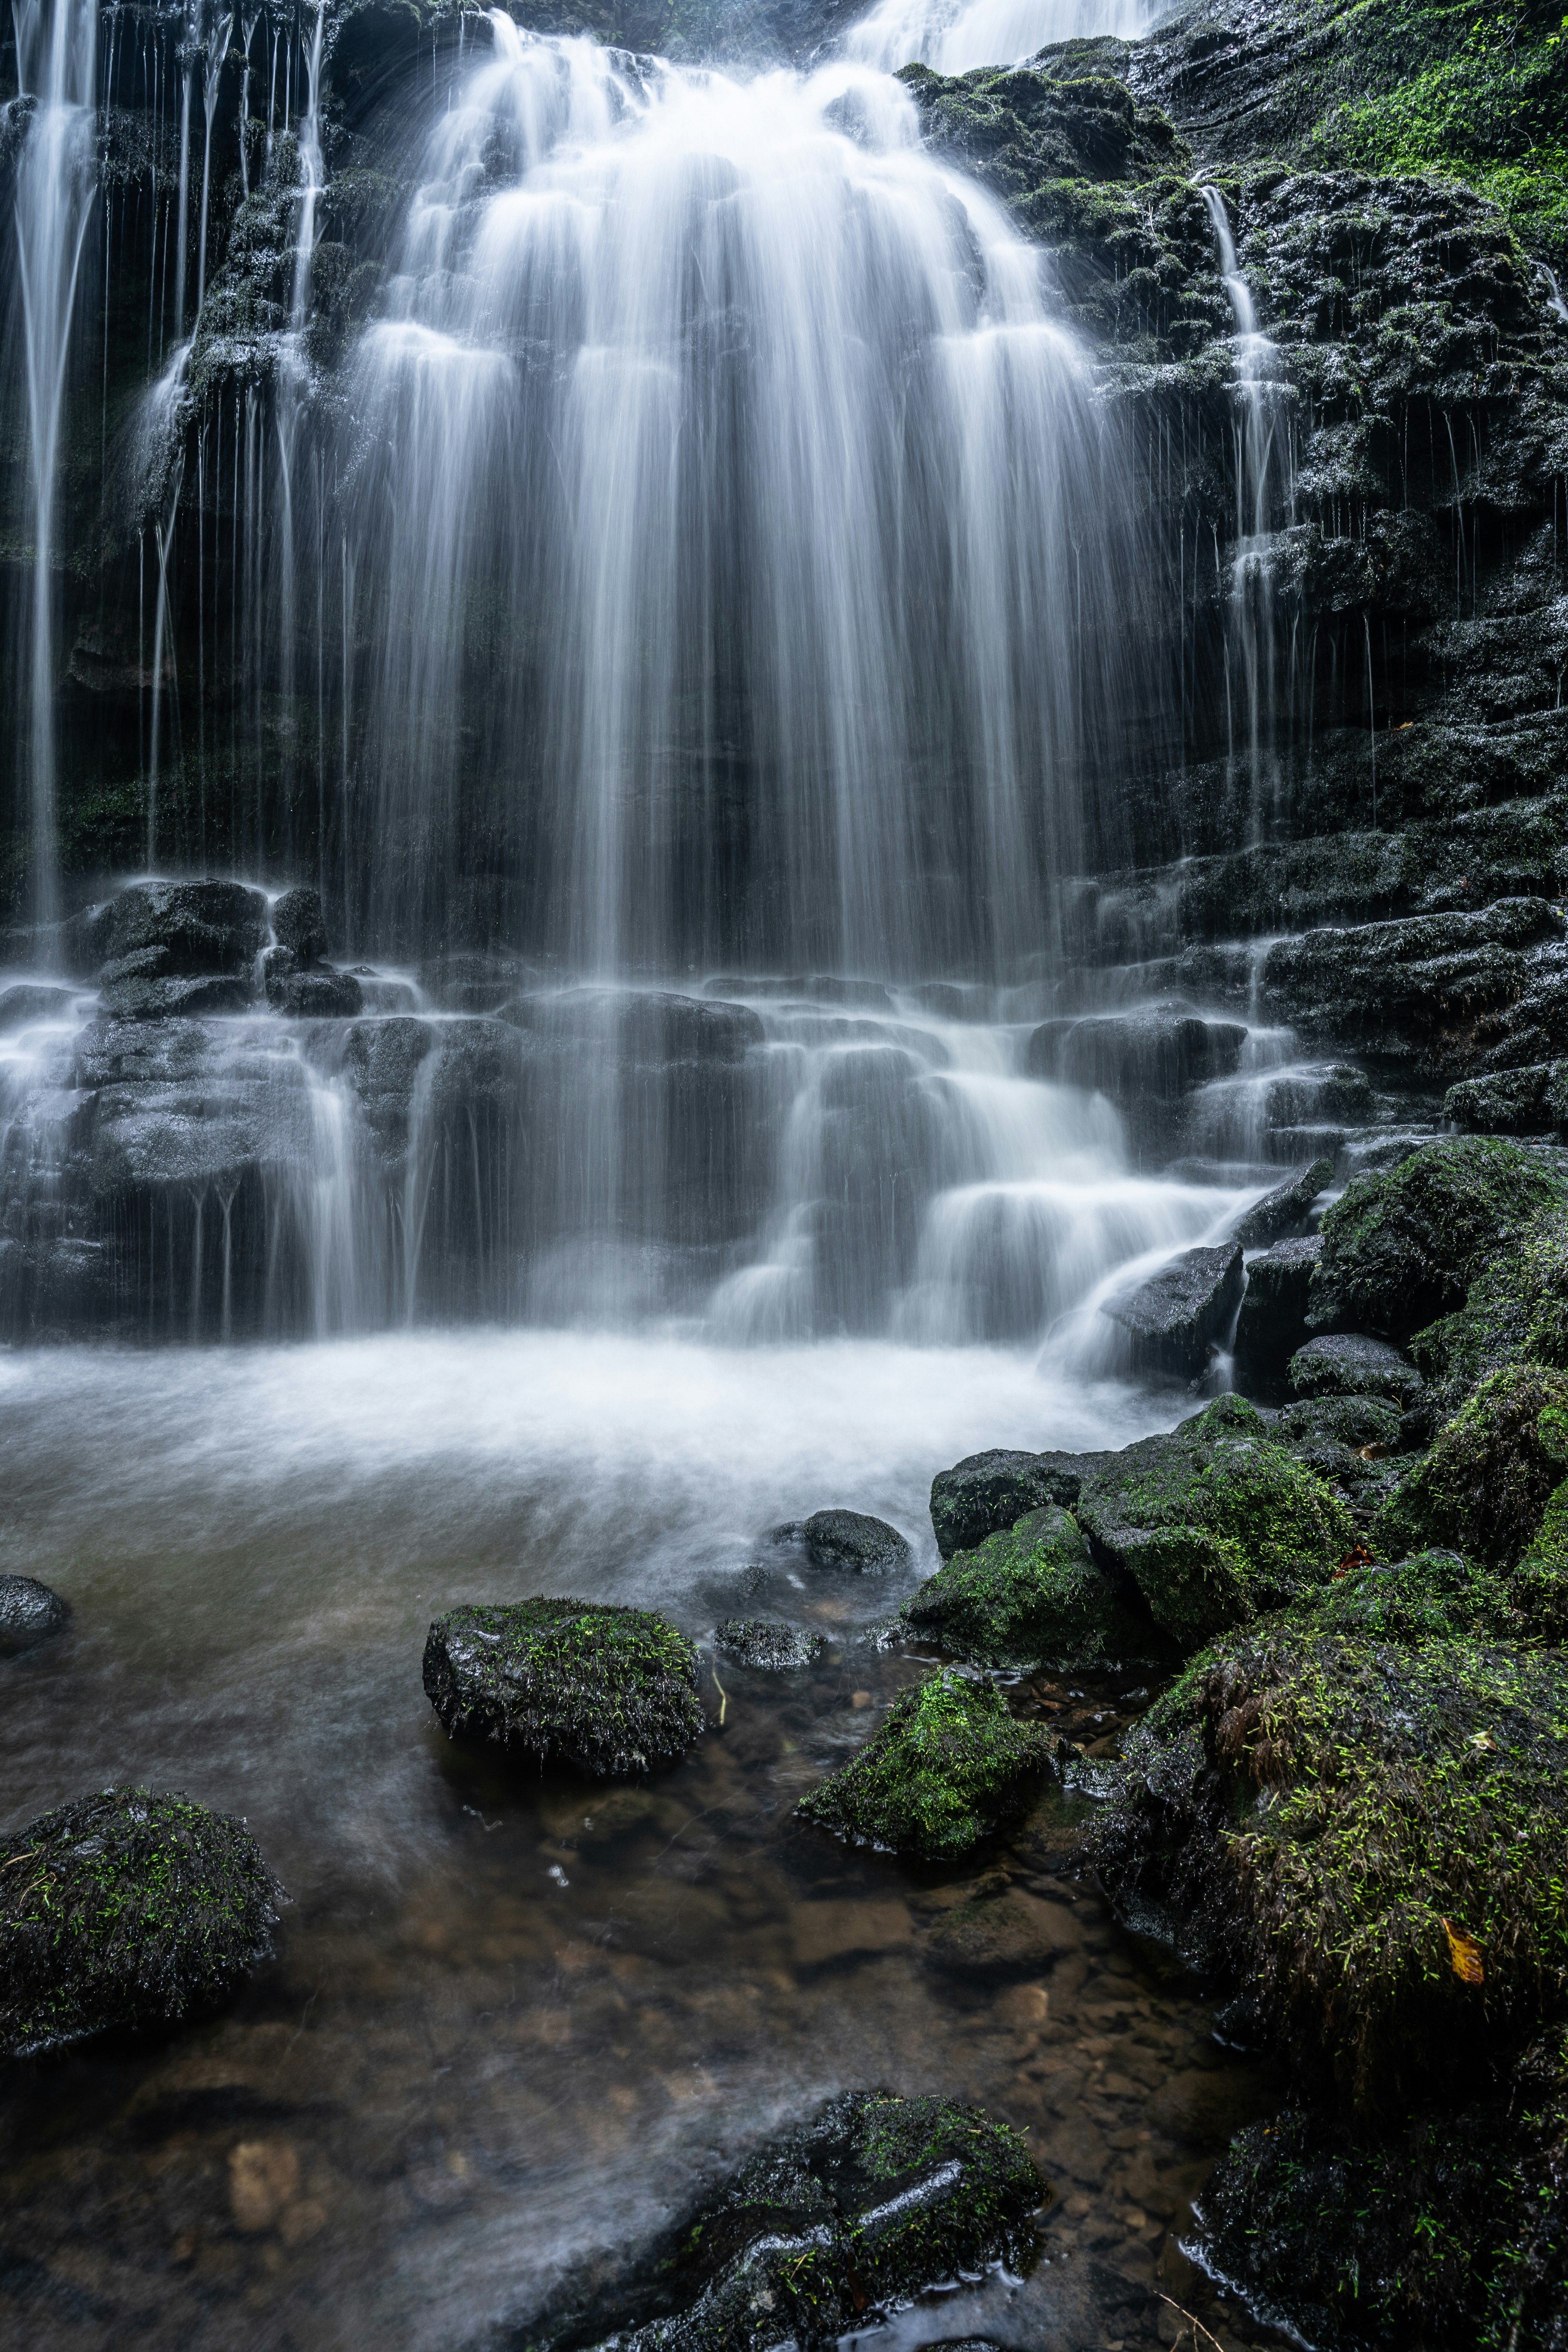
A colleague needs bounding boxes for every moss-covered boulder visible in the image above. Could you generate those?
[422,1598,703,1777]
[900,1504,1159,1669]
[0,1786,283,2058]
[1373,1363,1568,1568]
[1198,2032,1568,2352]
[1288,1330,1424,1408]
[1308,1137,1568,1345]
[795,1670,1051,1859]
[1074,1393,1353,1647]
[928,1446,1096,1558]
[1093,1557,1568,2110]
[1409,1198,1568,1419]
[539,2091,1044,2351]
[712,1618,824,1669]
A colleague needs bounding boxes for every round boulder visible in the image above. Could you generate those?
[0,1575,71,1656]
[422,1598,702,1776]
[0,1786,283,2057]
[712,1619,825,1669]
[802,1508,912,1573]
[796,1668,1050,1858]
[1289,1332,1425,1408]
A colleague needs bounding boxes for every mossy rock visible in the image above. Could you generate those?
[1308,1138,1568,1345]
[795,1670,1051,1859]
[0,1786,283,2058]
[538,2090,1043,2350]
[1373,1363,1568,1569]
[1093,1561,1568,2111]
[422,1598,703,1777]
[1411,1198,1568,1414]
[712,1618,824,1669]
[1074,1394,1354,1648]
[900,1505,1160,1670]
[1200,2031,1568,2352]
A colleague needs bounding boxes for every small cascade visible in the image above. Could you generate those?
[1201,186,1295,840]
[847,0,1155,73]
[11,0,100,941]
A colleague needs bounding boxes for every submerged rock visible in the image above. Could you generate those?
[269,967,363,1019]
[1074,1394,1352,1646]
[422,1598,703,1776]
[1288,1330,1425,1407]
[712,1618,825,1669]
[542,2091,1043,2352]
[928,1446,1099,1559]
[1093,1551,1568,2108]
[0,1786,282,2057]
[0,1575,71,1655]
[801,1508,911,1573]
[1232,1156,1335,1249]
[1233,1234,1320,1382]
[1308,1136,1567,1344]
[796,1668,1050,1857]
[901,1505,1158,1669]
[1101,1240,1244,1377]
[922,1884,1084,1978]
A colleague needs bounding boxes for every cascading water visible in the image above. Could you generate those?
[10,0,99,940]
[847,0,1156,73]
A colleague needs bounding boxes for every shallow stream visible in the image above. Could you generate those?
[1,1336,1294,2351]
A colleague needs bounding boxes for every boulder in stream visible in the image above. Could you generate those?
[1289,1331,1424,1408]
[801,1508,911,1573]
[422,1598,703,1775]
[712,1618,825,1668]
[901,1505,1158,1670]
[269,886,330,963]
[796,1668,1050,1857]
[1232,1234,1320,1382]
[1101,1240,1244,1378]
[542,2090,1043,2351]
[0,1575,71,1655]
[928,1446,1099,1558]
[87,880,269,977]
[0,1785,283,2057]
[1232,1155,1335,1248]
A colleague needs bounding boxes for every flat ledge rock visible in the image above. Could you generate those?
[0,1574,71,1655]
[537,2090,1044,2352]
[422,1597,703,1777]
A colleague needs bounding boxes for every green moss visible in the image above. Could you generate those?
[1094,1589,1568,2111]
[1310,1138,1568,1344]
[1075,1394,1354,1648]
[1373,1363,1568,1566]
[0,1786,282,2056]
[900,1504,1160,1668]
[795,1669,1051,1859]
[422,1597,703,1777]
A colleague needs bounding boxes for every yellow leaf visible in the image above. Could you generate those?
[1442,1918,1485,1985]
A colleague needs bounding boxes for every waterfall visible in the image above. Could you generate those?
[11,0,99,943]
[330,22,1142,971]
[847,0,1156,73]
[1201,185,1294,837]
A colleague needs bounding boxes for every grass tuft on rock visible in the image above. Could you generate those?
[795,1669,1051,1858]
[0,1785,283,2058]
[423,1597,703,1777]
[900,1504,1161,1669]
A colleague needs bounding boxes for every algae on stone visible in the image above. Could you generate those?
[0,1785,283,2058]
[1373,1363,1568,1568]
[795,1670,1051,1859]
[422,1597,703,1776]
[1074,1392,1353,1647]
[901,1504,1158,1669]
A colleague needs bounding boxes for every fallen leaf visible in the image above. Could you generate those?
[1441,1918,1484,1985]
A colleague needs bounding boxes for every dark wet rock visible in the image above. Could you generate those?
[0,1785,282,2058]
[901,1506,1159,1670]
[796,1669,1051,1858]
[1272,1394,1404,1510]
[1025,1004,1246,1095]
[1446,1062,1565,1136]
[0,983,76,1033]
[1093,1550,1568,2109]
[0,1575,71,1655]
[1308,1137,1568,1344]
[802,1508,912,1574]
[270,967,363,1019]
[1375,1363,1568,1570]
[1101,1240,1244,1378]
[422,1598,703,1777]
[1199,2035,1568,2352]
[542,2090,1043,2352]
[1233,1235,1320,1382]
[1074,1394,1353,1646]
[1289,1332,1425,1408]
[929,1447,1101,1559]
[1261,900,1565,1058]
[269,886,329,963]
[85,880,269,978]
[711,1619,825,1669]
[922,1884,1085,1978]
[1232,1157,1335,1249]
[616,990,764,1065]
[96,972,255,1021]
